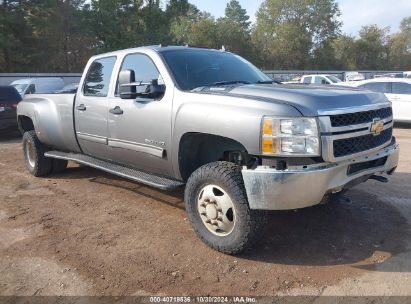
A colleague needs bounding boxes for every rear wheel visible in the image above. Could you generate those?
[184,161,266,254]
[22,130,52,177]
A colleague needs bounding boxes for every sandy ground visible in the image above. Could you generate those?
[0,127,410,297]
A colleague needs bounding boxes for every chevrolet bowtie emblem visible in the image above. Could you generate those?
[370,119,384,135]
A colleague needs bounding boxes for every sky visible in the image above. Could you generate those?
[188,0,411,35]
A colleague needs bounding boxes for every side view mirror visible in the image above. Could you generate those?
[144,79,166,99]
[119,69,165,100]
[119,69,137,99]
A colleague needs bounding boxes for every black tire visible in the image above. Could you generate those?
[184,161,266,255]
[22,130,52,177]
[51,158,68,174]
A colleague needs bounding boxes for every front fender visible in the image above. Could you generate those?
[171,92,301,179]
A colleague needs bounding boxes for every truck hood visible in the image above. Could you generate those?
[203,84,390,116]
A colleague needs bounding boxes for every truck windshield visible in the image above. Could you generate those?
[160,49,271,91]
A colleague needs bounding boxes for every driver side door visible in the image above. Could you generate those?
[107,53,174,176]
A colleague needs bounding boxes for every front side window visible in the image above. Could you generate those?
[160,49,271,91]
[360,82,390,93]
[26,84,36,94]
[116,53,161,95]
[314,76,328,84]
[327,75,342,83]
[392,82,411,95]
[83,56,117,97]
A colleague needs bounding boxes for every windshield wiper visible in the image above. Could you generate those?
[210,80,251,86]
[191,80,251,92]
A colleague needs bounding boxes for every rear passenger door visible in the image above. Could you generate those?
[74,56,117,160]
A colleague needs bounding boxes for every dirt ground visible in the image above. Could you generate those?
[0,127,410,297]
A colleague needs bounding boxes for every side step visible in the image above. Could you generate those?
[44,151,185,191]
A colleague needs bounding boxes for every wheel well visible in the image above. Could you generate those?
[18,116,34,134]
[178,133,249,181]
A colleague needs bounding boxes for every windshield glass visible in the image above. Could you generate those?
[11,83,28,94]
[160,49,271,91]
[327,75,342,83]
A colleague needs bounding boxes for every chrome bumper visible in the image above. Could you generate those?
[242,143,399,210]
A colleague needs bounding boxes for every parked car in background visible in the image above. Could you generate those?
[10,78,64,98]
[55,82,79,94]
[0,86,22,133]
[341,78,411,123]
[344,71,365,82]
[374,73,404,79]
[300,74,342,85]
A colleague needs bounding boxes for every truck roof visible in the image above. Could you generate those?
[90,45,224,59]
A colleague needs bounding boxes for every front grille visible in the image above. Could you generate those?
[330,107,392,127]
[347,156,388,175]
[333,127,392,158]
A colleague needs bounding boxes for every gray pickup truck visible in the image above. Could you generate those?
[17,46,399,254]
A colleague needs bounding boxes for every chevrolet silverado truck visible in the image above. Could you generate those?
[17,46,399,254]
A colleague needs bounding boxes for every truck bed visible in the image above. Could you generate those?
[18,93,81,153]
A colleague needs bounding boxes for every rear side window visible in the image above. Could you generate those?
[83,56,117,97]
[392,82,411,94]
[303,76,312,84]
[360,82,390,93]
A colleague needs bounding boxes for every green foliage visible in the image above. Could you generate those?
[224,0,251,31]
[253,0,341,69]
[0,0,410,72]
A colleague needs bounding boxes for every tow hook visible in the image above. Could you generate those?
[369,175,389,183]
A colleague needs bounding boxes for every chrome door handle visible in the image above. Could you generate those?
[109,106,123,115]
[76,104,86,111]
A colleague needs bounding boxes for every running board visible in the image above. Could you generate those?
[44,151,185,191]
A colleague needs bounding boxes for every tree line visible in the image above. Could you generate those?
[0,0,410,73]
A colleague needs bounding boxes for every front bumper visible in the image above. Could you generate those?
[242,142,399,210]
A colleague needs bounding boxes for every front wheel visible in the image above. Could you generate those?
[184,161,266,254]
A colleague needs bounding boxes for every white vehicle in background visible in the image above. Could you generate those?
[300,74,342,85]
[343,78,411,123]
[374,72,404,79]
[10,78,64,98]
[344,71,365,82]
[405,71,411,79]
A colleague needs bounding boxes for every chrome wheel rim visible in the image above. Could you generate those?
[25,140,35,168]
[197,184,236,236]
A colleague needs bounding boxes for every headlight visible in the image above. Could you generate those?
[261,117,320,156]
